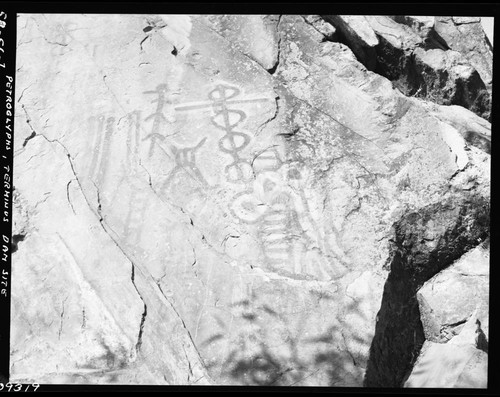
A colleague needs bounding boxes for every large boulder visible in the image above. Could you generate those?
[11,14,490,387]
[404,342,487,388]
[413,48,490,120]
[417,242,489,345]
[434,17,493,91]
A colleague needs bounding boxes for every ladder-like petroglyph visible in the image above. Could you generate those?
[87,114,115,188]
[88,111,149,245]
[50,22,78,56]
[121,111,148,246]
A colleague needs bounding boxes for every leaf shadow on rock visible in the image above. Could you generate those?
[201,289,367,386]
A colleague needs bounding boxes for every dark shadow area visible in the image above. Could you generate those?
[463,130,491,155]
[475,320,488,354]
[11,234,25,254]
[317,15,491,122]
[364,194,490,387]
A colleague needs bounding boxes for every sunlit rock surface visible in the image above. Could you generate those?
[11,14,490,386]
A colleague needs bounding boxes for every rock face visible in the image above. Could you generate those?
[323,15,492,120]
[11,14,490,386]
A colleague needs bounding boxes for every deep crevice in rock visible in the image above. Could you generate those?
[11,234,25,254]
[66,180,76,215]
[132,265,148,354]
[364,194,490,387]
[267,15,282,75]
[22,131,36,148]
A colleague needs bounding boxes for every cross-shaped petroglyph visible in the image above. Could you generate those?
[175,84,271,184]
[162,137,209,190]
[142,83,210,190]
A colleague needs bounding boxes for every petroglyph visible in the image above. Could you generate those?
[251,147,283,175]
[50,22,78,56]
[175,83,271,184]
[162,137,209,190]
[117,111,147,245]
[87,114,115,188]
[143,84,172,157]
[171,81,347,279]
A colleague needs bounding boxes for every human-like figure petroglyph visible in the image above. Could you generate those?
[143,84,171,157]
[162,137,209,190]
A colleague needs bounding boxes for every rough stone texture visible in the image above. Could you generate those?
[11,14,490,387]
[322,15,379,70]
[391,16,449,50]
[434,17,493,90]
[404,342,487,388]
[413,48,490,120]
[199,15,280,71]
[364,194,489,387]
[424,102,491,154]
[403,240,489,388]
[302,15,337,41]
[417,242,489,344]
[324,15,492,121]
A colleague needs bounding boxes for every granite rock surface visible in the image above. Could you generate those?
[11,14,490,386]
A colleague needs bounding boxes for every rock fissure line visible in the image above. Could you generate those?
[137,159,247,264]
[21,114,151,358]
[341,331,358,367]
[300,16,337,42]
[66,180,76,215]
[198,19,275,76]
[267,15,282,75]
[256,95,280,136]
[91,181,148,355]
[132,265,148,354]
[155,281,207,368]
[287,91,391,163]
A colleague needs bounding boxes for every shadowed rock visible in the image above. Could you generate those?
[322,15,379,70]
